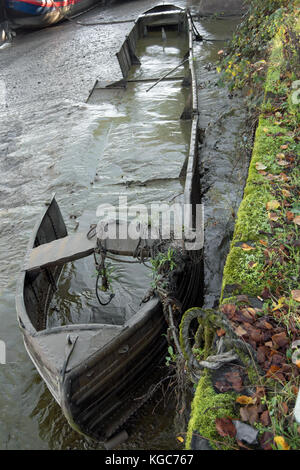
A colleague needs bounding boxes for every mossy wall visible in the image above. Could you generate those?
[185,371,237,450]
[221,26,300,302]
[185,14,300,450]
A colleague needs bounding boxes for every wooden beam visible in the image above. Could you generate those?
[25,233,96,272]
[25,223,161,272]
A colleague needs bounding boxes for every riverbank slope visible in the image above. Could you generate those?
[185,0,300,450]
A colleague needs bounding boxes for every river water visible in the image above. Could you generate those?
[0,0,247,450]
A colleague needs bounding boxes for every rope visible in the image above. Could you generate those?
[94,239,115,306]
[187,9,203,42]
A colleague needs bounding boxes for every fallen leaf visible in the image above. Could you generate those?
[255,162,267,171]
[246,406,259,425]
[272,297,287,311]
[286,211,295,221]
[236,395,255,405]
[241,243,255,251]
[260,410,271,426]
[266,365,281,377]
[277,160,290,167]
[292,291,300,302]
[176,436,184,443]
[268,212,279,221]
[217,328,226,337]
[282,189,291,198]
[248,261,258,268]
[215,417,236,438]
[266,200,280,211]
[281,402,289,414]
[277,152,286,159]
[235,325,248,337]
[274,436,290,450]
[221,304,237,316]
[263,321,273,329]
[272,332,289,348]
[259,239,268,247]
[215,381,232,393]
[260,431,274,450]
[225,370,244,392]
[293,216,300,226]
[240,407,250,422]
[280,144,289,150]
[280,173,289,182]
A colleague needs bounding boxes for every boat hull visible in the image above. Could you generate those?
[5,0,101,29]
[15,5,203,442]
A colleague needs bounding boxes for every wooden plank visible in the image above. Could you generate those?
[25,223,162,272]
[25,233,96,272]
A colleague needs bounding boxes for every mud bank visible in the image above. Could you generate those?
[198,0,247,17]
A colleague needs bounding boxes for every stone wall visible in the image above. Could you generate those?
[198,0,248,16]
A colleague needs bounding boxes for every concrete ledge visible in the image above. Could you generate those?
[198,0,248,17]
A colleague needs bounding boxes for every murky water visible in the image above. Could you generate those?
[0,0,245,450]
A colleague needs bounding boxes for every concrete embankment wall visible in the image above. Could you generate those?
[198,0,248,16]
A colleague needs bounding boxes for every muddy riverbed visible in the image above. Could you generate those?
[0,0,248,449]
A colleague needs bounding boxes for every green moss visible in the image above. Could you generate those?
[185,371,238,450]
[220,23,300,302]
[186,9,299,452]
[221,246,266,298]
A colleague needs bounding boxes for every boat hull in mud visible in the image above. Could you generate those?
[16,5,203,443]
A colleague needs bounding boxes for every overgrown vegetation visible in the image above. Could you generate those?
[218,0,298,97]
[186,0,300,451]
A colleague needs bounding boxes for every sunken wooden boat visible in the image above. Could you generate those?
[16,196,202,441]
[16,4,202,443]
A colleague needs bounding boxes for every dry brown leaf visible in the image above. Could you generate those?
[272,332,289,348]
[293,216,300,226]
[221,304,237,316]
[235,325,248,337]
[217,328,226,337]
[266,365,281,377]
[215,417,236,438]
[260,410,271,426]
[286,211,295,221]
[260,431,274,450]
[292,290,300,302]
